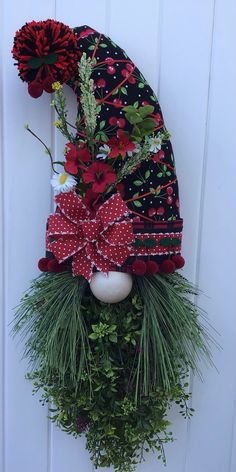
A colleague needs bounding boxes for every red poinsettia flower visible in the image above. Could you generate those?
[108,132,136,158]
[82,162,116,193]
[64,143,91,175]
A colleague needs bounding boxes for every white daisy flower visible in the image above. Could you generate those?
[149,135,162,153]
[96,144,111,160]
[51,172,77,194]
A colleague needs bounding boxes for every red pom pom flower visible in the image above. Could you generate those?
[12,19,79,97]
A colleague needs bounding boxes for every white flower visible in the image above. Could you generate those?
[149,136,162,153]
[51,172,77,194]
[96,144,111,159]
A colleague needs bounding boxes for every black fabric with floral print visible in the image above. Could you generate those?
[68,25,182,230]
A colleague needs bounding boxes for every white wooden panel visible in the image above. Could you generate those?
[2,1,55,472]
[50,2,109,471]
[184,1,236,471]
[146,2,215,471]
[1,1,236,471]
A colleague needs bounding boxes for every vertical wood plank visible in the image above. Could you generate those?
[0,3,5,472]
[138,1,215,470]
[184,1,236,471]
[50,3,108,471]
[2,2,55,471]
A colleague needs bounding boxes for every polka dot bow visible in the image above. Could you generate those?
[47,192,134,281]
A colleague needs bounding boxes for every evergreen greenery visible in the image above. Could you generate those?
[13,271,212,471]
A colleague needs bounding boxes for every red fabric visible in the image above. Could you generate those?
[47,192,134,281]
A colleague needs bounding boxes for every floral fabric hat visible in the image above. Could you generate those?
[12,20,185,279]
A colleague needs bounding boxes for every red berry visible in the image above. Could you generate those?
[142,101,150,106]
[116,118,126,128]
[160,260,176,274]
[125,63,134,72]
[38,257,49,272]
[156,207,165,215]
[97,78,106,88]
[105,57,115,64]
[107,65,116,75]
[132,260,147,276]
[172,255,185,269]
[153,113,162,124]
[109,116,118,126]
[128,76,136,84]
[121,69,129,78]
[148,207,156,217]
[28,81,43,98]
[167,186,173,196]
[176,198,180,208]
[146,261,159,275]
[113,98,123,108]
[167,196,173,205]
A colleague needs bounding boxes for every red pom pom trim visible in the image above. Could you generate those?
[47,259,65,273]
[12,20,79,96]
[160,259,176,274]
[171,255,185,269]
[131,260,147,276]
[38,257,49,272]
[146,261,159,275]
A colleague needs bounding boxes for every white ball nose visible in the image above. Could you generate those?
[90,271,133,303]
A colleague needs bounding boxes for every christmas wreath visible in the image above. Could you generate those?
[12,20,213,472]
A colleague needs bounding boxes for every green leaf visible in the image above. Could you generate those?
[96,105,102,114]
[134,101,139,109]
[88,45,95,50]
[99,120,106,130]
[133,200,142,207]
[121,86,128,95]
[127,113,142,124]
[100,43,108,48]
[145,170,150,179]
[138,82,145,88]
[139,118,156,131]
[123,105,136,113]
[139,105,154,117]
[157,172,163,177]
[27,57,43,69]
[44,52,58,64]
[166,171,172,176]
[112,88,119,95]
[133,180,143,186]
[150,94,157,101]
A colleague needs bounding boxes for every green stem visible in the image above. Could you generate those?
[25,126,59,174]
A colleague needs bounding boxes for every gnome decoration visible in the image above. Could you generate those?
[12,20,211,472]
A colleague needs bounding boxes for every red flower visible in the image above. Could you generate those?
[64,143,91,175]
[108,132,135,158]
[12,20,79,97]
[152,150,165,163]
[82,162,116,193]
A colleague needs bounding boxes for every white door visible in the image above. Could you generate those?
[1,1,236,471]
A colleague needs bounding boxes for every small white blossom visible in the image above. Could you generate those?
[51,172,77,195]
[149,136,162,153]
[96,144,111,160]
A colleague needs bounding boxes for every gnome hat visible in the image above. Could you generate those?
[12,20,184,277]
